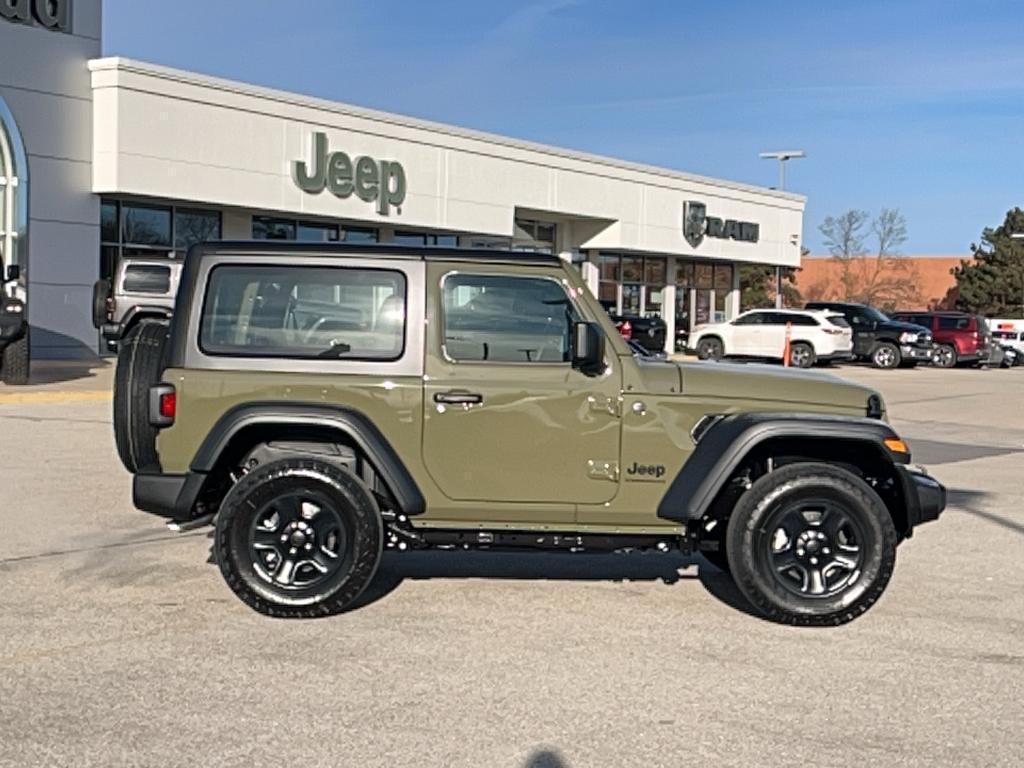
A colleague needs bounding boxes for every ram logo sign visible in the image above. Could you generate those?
[683,200,760,248]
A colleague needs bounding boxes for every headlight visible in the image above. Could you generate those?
[1,300,24,315]
[899,332,919,344]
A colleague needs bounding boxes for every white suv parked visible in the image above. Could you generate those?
[689,309,854,368]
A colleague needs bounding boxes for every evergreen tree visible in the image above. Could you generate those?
[952,208,1024,316]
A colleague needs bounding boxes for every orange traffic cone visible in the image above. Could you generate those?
[783,322,793,367]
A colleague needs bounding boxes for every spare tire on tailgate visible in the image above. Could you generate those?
[113,319,169,473]
[92,279,111,329]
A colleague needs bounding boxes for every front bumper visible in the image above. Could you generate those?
[896,464,946,532]
[901,344,933,361]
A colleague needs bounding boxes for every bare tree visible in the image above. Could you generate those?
[819,210,869,300]
[858,208,919,309]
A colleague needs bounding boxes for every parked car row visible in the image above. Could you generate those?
[686,302,1023,370]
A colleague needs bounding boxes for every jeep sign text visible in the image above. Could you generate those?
[0,0,71,32]
[293,132,406,216]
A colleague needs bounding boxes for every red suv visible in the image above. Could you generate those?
[890,311,990,368]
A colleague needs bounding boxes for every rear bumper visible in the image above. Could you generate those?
[133,470,206,522]
[896,464,946,531]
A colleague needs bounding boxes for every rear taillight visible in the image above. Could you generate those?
[159,391,176,419]
[149,383,176,427]
[822,328,845,335]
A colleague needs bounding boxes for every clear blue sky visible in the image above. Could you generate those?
[103,0,1024,255]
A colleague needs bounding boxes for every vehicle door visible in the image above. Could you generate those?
[846,310,875,356]
[728,311,766,355]
[422,262,623,520]
[758,312,790,358]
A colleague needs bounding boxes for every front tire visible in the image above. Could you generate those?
[214,458,384,618]
[696,337,724,361]
[871,342,901,369]
[725,462,897,626]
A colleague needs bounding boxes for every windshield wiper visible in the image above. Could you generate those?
[317,341,352,358]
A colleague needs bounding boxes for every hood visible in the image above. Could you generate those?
[628,357,877,415]
[880,319,931,335]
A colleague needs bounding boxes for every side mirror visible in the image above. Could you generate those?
[5,264,19,282]
[571,321,606,375]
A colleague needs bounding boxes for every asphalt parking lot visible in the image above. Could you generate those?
[1,361,1022,768]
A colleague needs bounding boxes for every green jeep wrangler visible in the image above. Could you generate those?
[122,242,945,625]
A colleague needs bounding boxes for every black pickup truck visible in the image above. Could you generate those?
[805,302,934,369]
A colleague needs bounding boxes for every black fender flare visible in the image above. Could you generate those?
[656,412,907,523]
[191,402,426,516]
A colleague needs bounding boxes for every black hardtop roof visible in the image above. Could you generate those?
[187,240,563,267]
[805,301,870,309]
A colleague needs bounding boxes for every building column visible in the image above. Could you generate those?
[662,284,676,354]
[727,265,741,319]
[221,209,251,239]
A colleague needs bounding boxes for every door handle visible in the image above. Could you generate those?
[434,391,483,405]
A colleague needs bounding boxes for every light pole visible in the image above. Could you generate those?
[760,150,806,307]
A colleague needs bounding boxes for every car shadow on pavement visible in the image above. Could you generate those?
[348,549,761,619]
[947,488,1024,536]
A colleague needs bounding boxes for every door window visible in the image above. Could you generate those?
[442,274,579,363]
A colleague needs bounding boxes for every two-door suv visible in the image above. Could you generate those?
[123,242,945,625]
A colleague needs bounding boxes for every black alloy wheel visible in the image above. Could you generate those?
[215,458,383,618]
[697,337,724,361]
[871,342,901,369]
[933,344,957,368]
[726,462,897,626]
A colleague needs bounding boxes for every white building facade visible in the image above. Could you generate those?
[3,0,805,360]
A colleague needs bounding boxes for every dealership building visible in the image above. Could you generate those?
[1,0,805,360]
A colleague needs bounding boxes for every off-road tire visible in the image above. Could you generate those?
[725,462,897,626]
[871,341,901,369]
[696,336,724,361]
[788,341,815,369]
[0,331,29,385]
[214,458,384,618]
[933,344,957,368]
[113,319,168,473]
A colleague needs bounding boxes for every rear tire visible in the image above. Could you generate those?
[788,342,815,369]
[725,462,897,626]
[214,458,384,618]
[0,331,29,385]
[871,342,901,369]
[113,320,168,473]
[696,337,724,361]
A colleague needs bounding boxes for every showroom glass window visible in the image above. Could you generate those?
[442,274,579,363]
[253,217,377,244]
[99,200,222,281]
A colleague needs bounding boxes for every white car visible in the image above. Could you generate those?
[689,309,854,368]
[990,319,1024,364]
